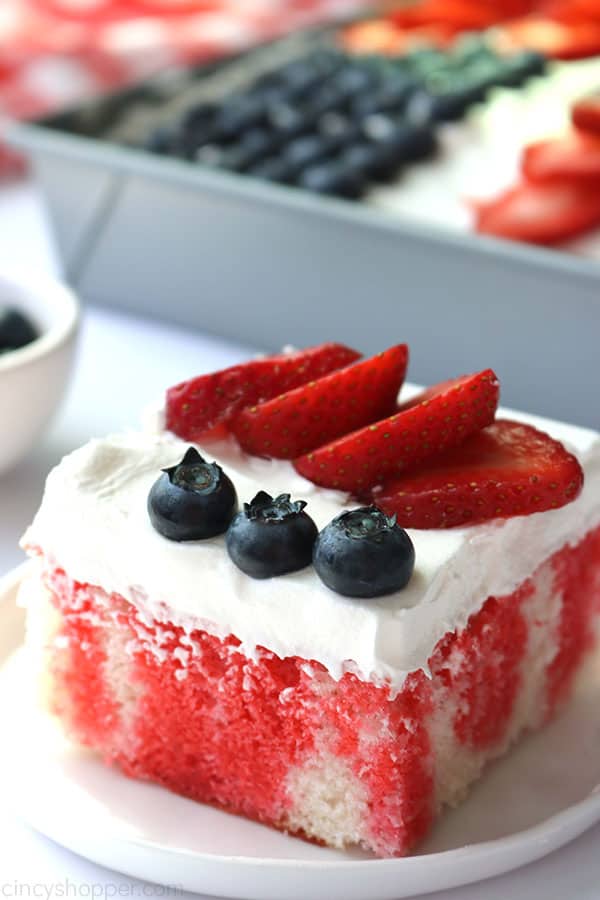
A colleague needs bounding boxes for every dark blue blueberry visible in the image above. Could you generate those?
[361,112,398,143]
[338,143,381,178]
[349,122,437,178]
[212,97,266,141]
[305,49,345,77]
[306,84,351,118]
[249,156,296,184]
[266,101,310,139]
[329,64,378,102]
[194,143,228,168]
[277,60,324,98]
[298,160,366,198]
[145,126,178,155]
[221,128,277,172]
[0,306,38,353]
[317,111,357,143]
[180,102,218,138]
[405,88,472,123]
[148,447,237,542]
[313,506,415,599]
[283,135,337,172]
[351,77,419,117]
[226,491,318,579]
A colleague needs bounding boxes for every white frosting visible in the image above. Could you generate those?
[367,58,600,257]
[22,403,600,691]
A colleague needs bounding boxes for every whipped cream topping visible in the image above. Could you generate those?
[22,405,600,691]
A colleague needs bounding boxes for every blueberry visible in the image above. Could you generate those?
[212,97,267,141]
[0,306,38,353]
[180,102,218,140]
[194,143,228,168]
[306,84,350,118]
[277,60,323,97]
[406,88,472,123]
[148,447,237,541]
[329,65,377,101]
[249,156,296,184]
[313,506,415,598]
[351,77,418,117]
[283,135,336,173]
[298,161,366,198]
[221,128,276,172]
[144,126,178,155]
[266,101,309,139]
[317,111,356,143]
[344,122,436,180]
[226,491,318,579]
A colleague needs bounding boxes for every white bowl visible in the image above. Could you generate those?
[0,271,79,474]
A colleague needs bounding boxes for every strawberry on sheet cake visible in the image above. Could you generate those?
[20,343,600,857]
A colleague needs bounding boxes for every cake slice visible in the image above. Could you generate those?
[19,349,600,858]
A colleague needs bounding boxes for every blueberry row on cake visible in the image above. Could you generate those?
[143,42,546,198]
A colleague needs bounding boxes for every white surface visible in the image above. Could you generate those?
[0,179,599,898]
[3,563,600,899]
[22,420,600,692]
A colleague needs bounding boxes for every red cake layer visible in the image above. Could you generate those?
[31,524,600,857]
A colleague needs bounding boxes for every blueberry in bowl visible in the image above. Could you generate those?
[0,271,79,474]
[0,306,38,355]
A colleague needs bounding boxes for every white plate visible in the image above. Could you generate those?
[1,563,600,900]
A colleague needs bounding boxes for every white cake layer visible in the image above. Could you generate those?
[22,401,600,691]
[367,57,600,256]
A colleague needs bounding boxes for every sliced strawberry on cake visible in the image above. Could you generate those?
[166,342,361,442]
[294,369,499,492]
[522,131,600,183]
[372,419,584,528]
[231,344,409,459]
[473,179,600,244]
[572,90,600,136]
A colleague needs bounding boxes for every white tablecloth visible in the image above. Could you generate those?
[0,179,599,900]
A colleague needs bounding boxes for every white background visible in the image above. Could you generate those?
[0,179,599,899]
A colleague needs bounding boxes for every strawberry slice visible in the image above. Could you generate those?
[572,91,600,137]
[522,131,600,182]
[166,343,361,442]
[294,369,499,493]
[231,344,409,460]
[496,18,600,60]
[371,419,584,528]
[388,0,501,31]
[473,179,600,244]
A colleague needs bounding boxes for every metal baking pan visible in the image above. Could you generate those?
[8,27,600,429]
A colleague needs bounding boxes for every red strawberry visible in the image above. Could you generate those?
[572,91,600,137]
[522,131,600,182]
[497,19,600,60]
[294,369,499,492]
[371,419,584,528]
[388,0,500,31]
[166,343,361,442]
[473,179,600,245]
[231,344,409,460]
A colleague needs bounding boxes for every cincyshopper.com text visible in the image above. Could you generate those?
[1,882,184,900]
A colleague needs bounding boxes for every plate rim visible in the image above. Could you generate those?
[2,561,600,896]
